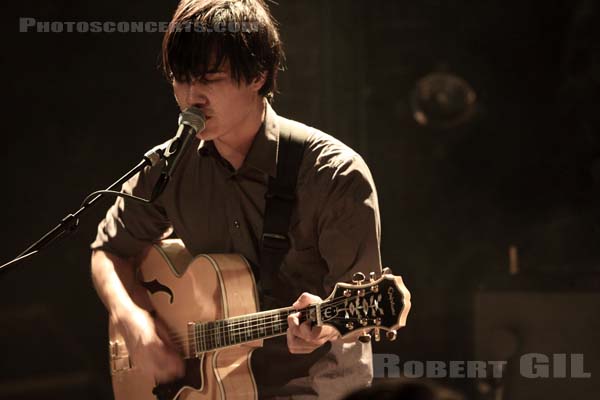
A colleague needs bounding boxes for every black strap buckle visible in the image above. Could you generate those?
[261,232,290,251]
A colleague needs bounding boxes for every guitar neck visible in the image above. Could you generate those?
[190,306,313,354]
[187,273,410,355]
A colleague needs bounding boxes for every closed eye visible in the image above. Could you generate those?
[202,72,226,83]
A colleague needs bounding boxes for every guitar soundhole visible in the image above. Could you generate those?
[141,279,175,304]
[152,358,202,400]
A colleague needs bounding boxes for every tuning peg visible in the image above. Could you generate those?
[369,272,376,282]
[386,330,397,341]
[358,331,371,343]
[352,272,366,285]
[382,267,392,275]
[374,328,381,342]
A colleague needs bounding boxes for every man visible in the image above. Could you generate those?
[91,0,382,398]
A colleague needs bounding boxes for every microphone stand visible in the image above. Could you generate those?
[0,147,164,273]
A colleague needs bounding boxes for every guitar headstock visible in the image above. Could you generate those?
[317,269,411,342]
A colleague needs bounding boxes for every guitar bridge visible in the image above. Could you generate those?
[109,340,132,374]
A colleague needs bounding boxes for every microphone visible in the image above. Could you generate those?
[151,106,206,200]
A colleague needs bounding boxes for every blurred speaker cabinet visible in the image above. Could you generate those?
[0,305,107,400]
[474,291,600,400]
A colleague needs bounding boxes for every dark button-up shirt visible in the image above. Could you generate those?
[92,103,382,399]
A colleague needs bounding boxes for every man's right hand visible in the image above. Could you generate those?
[91,249,185,383]
[112,307,185,383]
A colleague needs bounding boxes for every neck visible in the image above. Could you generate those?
[214,97,266,170]
[191,306,313,354]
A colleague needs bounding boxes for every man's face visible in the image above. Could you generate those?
[172,60,265,142]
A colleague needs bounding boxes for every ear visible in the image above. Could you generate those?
[249,71,267,92]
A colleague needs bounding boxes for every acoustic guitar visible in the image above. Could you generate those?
[108,239,411,400]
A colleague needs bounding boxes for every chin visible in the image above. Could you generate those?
[197,130,218,141]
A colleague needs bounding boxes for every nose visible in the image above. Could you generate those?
[175,80,208,110]
[185,81,209,109]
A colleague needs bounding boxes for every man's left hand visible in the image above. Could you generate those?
[286,292,341,354]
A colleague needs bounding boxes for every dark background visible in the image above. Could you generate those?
[1,0,599,399]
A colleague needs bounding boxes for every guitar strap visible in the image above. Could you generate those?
[259,120,308,305]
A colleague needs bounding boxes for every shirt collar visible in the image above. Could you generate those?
[244,101,279,177]
[197,101,279,177]
[197,138,216,157]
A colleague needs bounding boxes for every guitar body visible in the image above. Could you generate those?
[109,239,262,400]
[107,240,412,400]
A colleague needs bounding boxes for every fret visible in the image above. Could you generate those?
[273,313,280,334]
[266,315,273,336]
[230,319,235,345]
[191,308,301,354]
[212,321,216,348]
[219,320,225,347]
[203,322,213,350]
[244,318,250,340]
[227,321,233,345]
[214,320,217,347]
[219,320,227,346]
[221,320,226,346]
[260,315,265,337]
[212,322,217,349]
[196,324,200,352]
[282,311,288,331]
[224,320,230,346]
[197,323,203,352]
[256,317,262,340]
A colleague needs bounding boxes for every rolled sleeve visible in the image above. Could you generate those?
[90,164,172,258]
[316,154,382,292]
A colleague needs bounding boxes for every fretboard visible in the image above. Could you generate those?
[192,306,311,354]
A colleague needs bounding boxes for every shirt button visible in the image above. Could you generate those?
[233,220,240,229]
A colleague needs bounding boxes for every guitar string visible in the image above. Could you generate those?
[166,291,382,348]
[166,291,375,347]
[169,314,378,354]
[164,291,383,349]
[167,309,303,348]
[194,290,378,335]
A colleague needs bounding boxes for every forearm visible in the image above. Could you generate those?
[91,248,185,381]
[91,249,151,322]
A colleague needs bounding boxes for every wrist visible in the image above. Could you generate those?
[110,301,146,327]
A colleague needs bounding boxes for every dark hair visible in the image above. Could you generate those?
[162,0,284,100]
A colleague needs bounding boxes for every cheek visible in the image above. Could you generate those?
[173,88,185,107]
[172,82,190,108]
